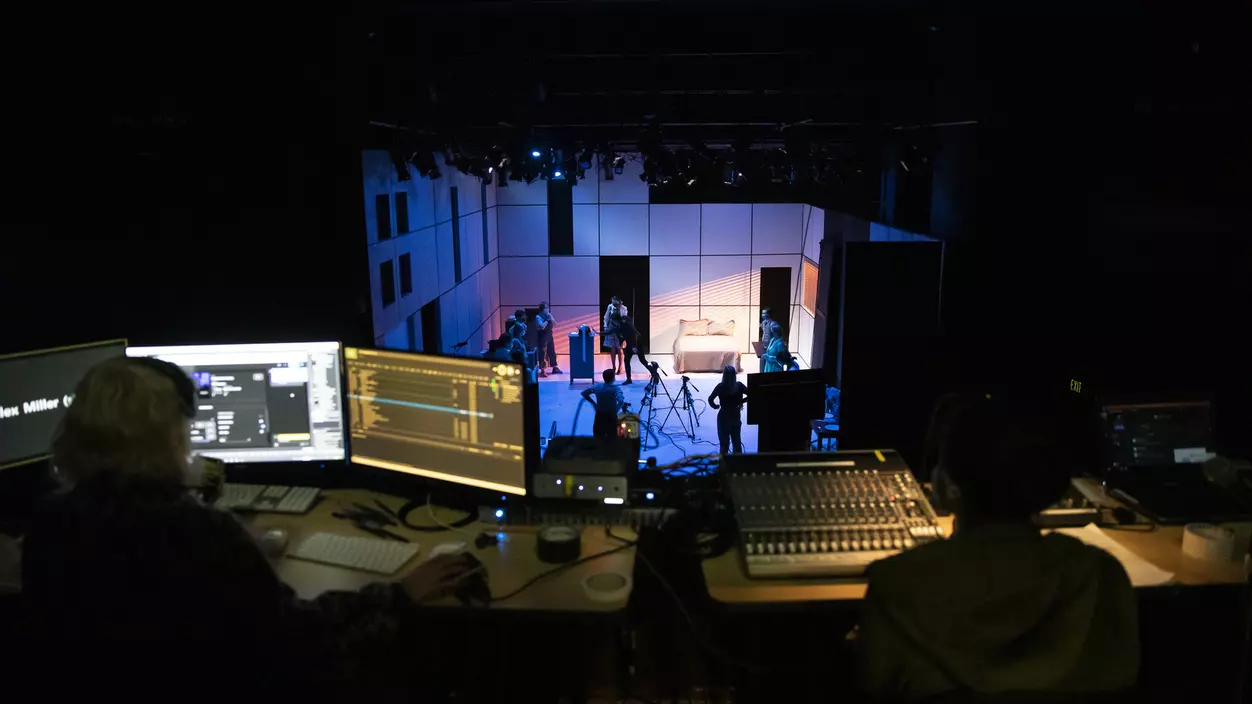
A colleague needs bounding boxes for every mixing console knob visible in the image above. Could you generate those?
[766,543,776,555]
[903,537,915,549]
[785,541,794,554]
[809,541,818,553]
[871,535,883,550]
[819,540,830,552]
[892,536,903,550]
[745,542,755,555]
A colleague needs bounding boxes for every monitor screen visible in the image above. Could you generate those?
[1103,401,1214,469]
[344,348,527,496]
[126,342,345,464]
[0,340,128,469]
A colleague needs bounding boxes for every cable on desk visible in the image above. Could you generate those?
[489,538,638,604]
[424,494,479,537]
[387,497,477,533]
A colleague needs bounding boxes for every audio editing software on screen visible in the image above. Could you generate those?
[344,348,527,495]
[127,342,345,464]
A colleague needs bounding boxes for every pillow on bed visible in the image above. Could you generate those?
[707,319,735,336]
[678,318,711,336]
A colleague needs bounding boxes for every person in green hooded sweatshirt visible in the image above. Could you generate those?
[859,393,1139,699]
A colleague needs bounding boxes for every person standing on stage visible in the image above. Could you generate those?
[602,295,628,374]
[581,369,625,439]
[534,302,561,377]
[616,315,656,386]
[708,365,749,454]
[760,307,782,349]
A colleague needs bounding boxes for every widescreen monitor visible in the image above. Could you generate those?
[0,339,128,469]
[344,348,527,496]
[126,342,345,464]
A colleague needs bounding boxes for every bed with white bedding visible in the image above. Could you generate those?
[671,318,741,373]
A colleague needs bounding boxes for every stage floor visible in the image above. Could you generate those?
[537,353,763,466]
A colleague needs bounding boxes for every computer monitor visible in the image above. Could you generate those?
[0,339,129,470]
[1102,400,1215,469]
[344,347,527,496]
[126,342,345,464]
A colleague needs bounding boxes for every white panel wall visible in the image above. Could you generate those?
[573,205,600,255]
[497,205,548,256]
[797,310,815,366]
[549,306,601,355]
[648,204,700,255]
[436,221,456,295]
[701,204,752,254]
[802,205,823,263]
[367,238,399,334]
[752,203,804,254]
[700,255,751,305]
[572,172,599,204]
[698,305,751,354]
[549,257,599,306]
[365,149,502,352]
[362,151,393,245]
[487,207,499,261]
[413,227,440,308]
[439,289,459,354]
[498,257,549,308]
[650,256,701,306]
[497,179,547,206]
[459,214,483,276]
[597,156,648,204]
[599,204,648,255]
[650,306,702,355]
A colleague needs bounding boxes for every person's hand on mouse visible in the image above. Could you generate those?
[401,554,475,604]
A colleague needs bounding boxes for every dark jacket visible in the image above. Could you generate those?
[19,474,416,700]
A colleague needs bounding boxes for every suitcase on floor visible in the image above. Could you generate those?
[568,327,597,386]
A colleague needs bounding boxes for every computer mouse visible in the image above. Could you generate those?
[258,528,289,557]
[428,541,467,559]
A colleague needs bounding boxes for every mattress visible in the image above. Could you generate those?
[672,335,742,374]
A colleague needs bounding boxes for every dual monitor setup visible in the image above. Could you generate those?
[0,340,529,500]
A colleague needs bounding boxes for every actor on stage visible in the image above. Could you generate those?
[534,302,561,377]
[602,295,628,374]
[581,369,625,439]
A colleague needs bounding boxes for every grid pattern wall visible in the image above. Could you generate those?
[364,150,502,355]
[494,154,825,361]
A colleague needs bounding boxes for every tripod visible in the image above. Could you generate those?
[642,366,700,440]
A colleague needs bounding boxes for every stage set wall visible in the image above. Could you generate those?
[490,155,824,367]
[362,150,502,357]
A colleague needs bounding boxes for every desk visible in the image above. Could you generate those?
[703,478,1251,605]
[248,489,637,613]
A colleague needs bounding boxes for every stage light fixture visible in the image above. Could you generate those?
[553,170,562,178]
[389,150,411,181]
[577,149,593,169]
[613,155,626,174]
[531,149,542,158]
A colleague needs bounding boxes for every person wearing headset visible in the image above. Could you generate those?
[19,357,475,699]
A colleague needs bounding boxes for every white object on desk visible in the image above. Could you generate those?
[1055,523,1175,587]
[428,541,467,559]
[290,533,420,575]
[1181,523,1236,562]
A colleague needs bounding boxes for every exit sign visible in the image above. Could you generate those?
[1069,379,1083,393]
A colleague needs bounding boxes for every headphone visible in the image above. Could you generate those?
[125,356,197,419]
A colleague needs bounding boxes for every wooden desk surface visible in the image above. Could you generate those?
[249,489,637,614]
[704,479,1251,605]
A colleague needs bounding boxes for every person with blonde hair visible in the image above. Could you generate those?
[20,357,474,698]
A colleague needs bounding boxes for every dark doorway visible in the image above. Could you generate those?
[599,256,650,354]
[420,298,441,354]
[759,267,792,344]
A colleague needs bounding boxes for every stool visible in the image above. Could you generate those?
[811,419,839,451]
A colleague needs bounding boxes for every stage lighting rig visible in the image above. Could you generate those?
[389,150,412,181]
[613,155,626,175]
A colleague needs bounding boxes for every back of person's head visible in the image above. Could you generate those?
[933,393,1082,522]
[602,369,615,384]
[514,308,526,320]
[51,358,191,487]
[722,365,737,386]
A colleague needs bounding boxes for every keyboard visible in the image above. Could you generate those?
[290,533,421,575]
[215,484,320,514]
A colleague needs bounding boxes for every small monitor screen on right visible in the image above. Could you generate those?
[344,348,527,496]
[1102,401,1214,469]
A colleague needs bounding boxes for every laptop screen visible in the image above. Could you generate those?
[1102,401,1215,469]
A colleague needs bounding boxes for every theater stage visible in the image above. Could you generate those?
[536,353,767,467]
